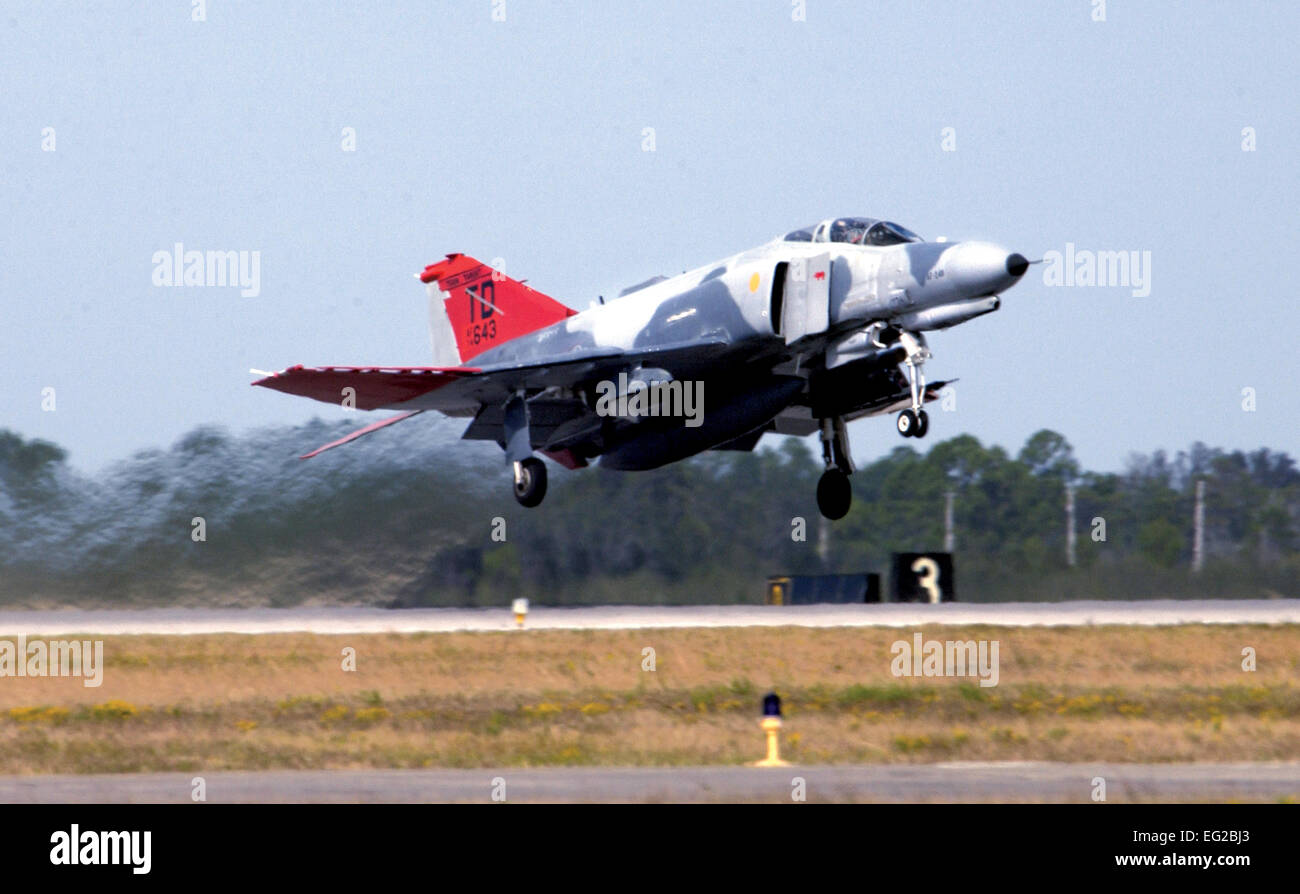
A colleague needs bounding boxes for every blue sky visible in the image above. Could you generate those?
[3,1,1297,472]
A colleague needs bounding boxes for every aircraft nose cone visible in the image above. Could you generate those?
[941,241,1028,298]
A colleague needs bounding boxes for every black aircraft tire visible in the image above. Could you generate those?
[897,409,917,438]
[816,469,852,520]
[914,409,930,438]
[513,457,548,508]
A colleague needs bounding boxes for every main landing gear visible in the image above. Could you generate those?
[896,330,931,439]
[504,391,548,507]
[513,457,548,507]
[816,416,853,520]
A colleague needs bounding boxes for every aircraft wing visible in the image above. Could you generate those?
[253,338,733,457]
[253,339,731,410]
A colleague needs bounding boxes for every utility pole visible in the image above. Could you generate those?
[1192,479,1205,573]
[817,513,830,568]
[944,490,955,553]
[1065,483,1077,568]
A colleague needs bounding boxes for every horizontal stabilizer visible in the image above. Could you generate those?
[252,365,480,410]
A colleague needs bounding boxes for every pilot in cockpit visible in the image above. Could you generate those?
[781,217,924,246]
[829,217,872,244]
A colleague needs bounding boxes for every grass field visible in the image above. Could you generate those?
[1,624,1298,773]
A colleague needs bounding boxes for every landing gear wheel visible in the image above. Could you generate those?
[913,409,929,439]
[816,469,852,520]
[897,409,918,438]
[513,457,548,508]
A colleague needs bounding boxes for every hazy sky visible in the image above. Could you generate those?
[3,1,1297,473]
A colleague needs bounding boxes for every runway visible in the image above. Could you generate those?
[2,762,1296,803]
[0,600,1296,636]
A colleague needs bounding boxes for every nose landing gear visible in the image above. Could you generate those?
[897,407,929,439]
[816,416,854,520]
[896,330,931,439]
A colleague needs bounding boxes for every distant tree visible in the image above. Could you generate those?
[0,430,67,487]
[1018,430,1080,481]
[1137,518,1184,568]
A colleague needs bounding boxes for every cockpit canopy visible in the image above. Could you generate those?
[783,217,923,246]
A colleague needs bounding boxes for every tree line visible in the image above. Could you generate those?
[0,421,1295,607]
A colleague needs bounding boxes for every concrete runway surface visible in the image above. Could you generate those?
[0,600,1297,636]
[1,763,1296,803]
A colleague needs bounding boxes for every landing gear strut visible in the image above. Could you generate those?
[816,417,853,520]
[897,330,931,439]
[504,391,547,507]
[513,457,548,508]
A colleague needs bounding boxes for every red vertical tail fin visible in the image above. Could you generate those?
[420,254,576,364]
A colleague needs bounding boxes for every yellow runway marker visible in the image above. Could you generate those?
[751,692,790,767]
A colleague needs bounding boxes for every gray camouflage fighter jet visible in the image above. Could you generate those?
[254,216,1029,519]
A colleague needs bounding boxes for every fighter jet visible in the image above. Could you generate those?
[254,216,1029,519]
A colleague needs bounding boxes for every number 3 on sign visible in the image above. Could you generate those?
[911,557,941,603]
